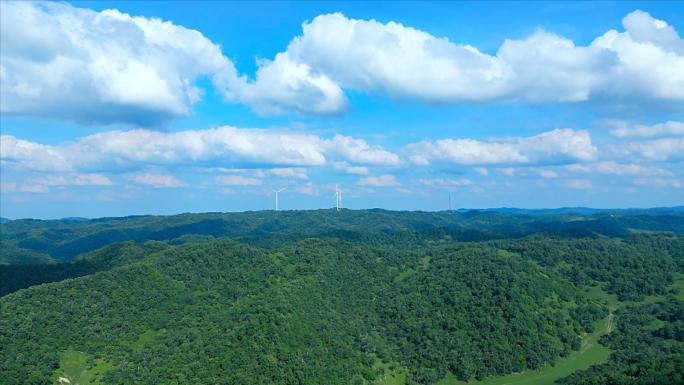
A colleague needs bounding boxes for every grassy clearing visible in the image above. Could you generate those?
[435,276,684,385]
[435,286,618,385]
[670,273,684,300]
[496,250,521,258]
[590,273,684,307]
[393,268,415,283]
[374,359,408,385]
[639,273,684,303]
[373,286,619,385]
[52,350,112,385]
[54,350,87,384]
[584,285,619,308]
[51,327,162,384]
[421,256,431,269]
[437,312,614,385]
[373,302,615,385]
[129,328,164,351]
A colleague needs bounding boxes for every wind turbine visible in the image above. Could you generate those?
[334,185,342,212]
[273,188,286,211]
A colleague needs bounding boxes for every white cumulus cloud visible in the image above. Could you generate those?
[607,137,684,162]
[406,129,597,166]
[214,175,263,186]
[216,53,347,116]
[418,178,473,187]
[358,175,399,187]
[36,173,112,186]
[261,168,310,180]
[610,121,684,139]
[1,127,399,173]
[1,135,72,172]
[1,2,233,125]
[130,173,184,188]
[566,161,672,176]
[4,5,681,119]
[633,177,682,188]
[231,10,684,114]
[333,161,370,175]
[325,135,401,166]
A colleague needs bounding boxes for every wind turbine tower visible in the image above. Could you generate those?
[335,185,342,212]
[273,188,286,211]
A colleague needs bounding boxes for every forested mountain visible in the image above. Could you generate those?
[1,209,683,385]
[2,208,683,263]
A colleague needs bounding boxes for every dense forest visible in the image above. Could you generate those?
[1,209,683,385]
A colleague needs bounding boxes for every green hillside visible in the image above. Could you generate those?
[2,209,683,263]
[1,210,683,385]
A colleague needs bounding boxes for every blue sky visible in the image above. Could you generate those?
[1,1,683,218]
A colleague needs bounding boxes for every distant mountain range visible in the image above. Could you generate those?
[460,206,684,216]
[2,207,683,265]
[2,206,683,222]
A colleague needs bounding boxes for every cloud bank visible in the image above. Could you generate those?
[2,3,682,122]
[233,10,684,115]
[0,127,399,173]
[406,129,597,166]
[610,121,684,139]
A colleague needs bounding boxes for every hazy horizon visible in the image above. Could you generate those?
[3,204,683,221]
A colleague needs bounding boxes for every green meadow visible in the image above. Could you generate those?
[52,350,111,385]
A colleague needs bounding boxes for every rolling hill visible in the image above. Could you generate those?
[1,209,683,385]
